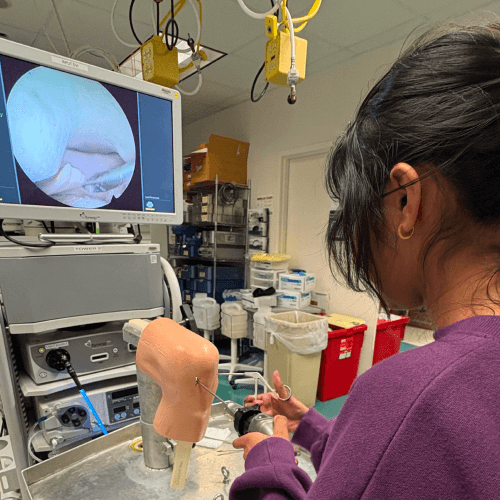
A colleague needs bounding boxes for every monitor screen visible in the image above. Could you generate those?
[0,39,183,225]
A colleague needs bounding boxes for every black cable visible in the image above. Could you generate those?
[157,1,160,36]
[165,0,179,50]
[251,0,277,103]
[0,219,54,248]
[129,0,142,45]
[0,418,5,437]
[42,221,51,233]
[251,62,269,103]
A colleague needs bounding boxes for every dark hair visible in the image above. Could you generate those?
[326,14,500,329]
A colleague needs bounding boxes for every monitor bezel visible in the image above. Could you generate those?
[0,38,183,225]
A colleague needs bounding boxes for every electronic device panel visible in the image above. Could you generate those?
[35,377,140,428]
[17,321,137,385]
[0,38,183,225]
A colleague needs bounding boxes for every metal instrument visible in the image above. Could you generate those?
[196,377,276,437]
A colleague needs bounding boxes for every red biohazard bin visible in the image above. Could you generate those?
[316,314,367,402]
[372,315,410,366]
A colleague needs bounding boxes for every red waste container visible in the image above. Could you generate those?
[316,314,367,402]
[372,315,410,366]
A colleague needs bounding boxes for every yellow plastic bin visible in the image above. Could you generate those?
[264,311,328,408]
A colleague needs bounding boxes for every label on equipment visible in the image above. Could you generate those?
[45,341,69,350]
[51,55,89,71]
[339,338,353,360]
[150,255,157,264]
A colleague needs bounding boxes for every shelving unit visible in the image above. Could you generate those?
[168,175,251,303]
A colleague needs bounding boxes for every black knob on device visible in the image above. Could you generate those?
[46,349,71,371]
[233,404,261,437]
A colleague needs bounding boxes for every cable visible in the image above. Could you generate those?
[236,0,280,19]
[50,0,71,56]
[165,0,179,50]
[129,0,143,45]
[0,219,55,248]
[175,70,202,95]
[111,0,139,48]
[250,1,277,103]
[27,417,48,465]
[251,62,268,102]
[28,431,44,464]
[162,0,199,54]
[157,0,160,36]
[53,351,109,436]
[219,184,237,205]
[71,46,120,71]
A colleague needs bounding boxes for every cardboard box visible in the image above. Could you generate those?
[183,135,249,190]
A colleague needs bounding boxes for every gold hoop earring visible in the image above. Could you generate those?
[399,226,414,239]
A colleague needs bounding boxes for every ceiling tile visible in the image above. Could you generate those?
[303,34,343,64]
[0,0,49,31]
[182,101,226,127]
[229,35,266,63]
[424,0,498,22]
[0,22,39,45]
[193,0,267,54]
[178,76,242,107]
[312,0,418,48]
[201,54,265,92]
[306,48,357,76]
[348,16,429,55]
[396,0,484,15]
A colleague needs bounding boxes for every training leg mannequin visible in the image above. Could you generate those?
[136,317,219,489]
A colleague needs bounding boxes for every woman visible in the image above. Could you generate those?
[230,16,500,499]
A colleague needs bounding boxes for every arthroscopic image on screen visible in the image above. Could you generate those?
[7,67,136,209]
[0,56,144,211]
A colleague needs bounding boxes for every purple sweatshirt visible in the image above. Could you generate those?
[229,315,500,499]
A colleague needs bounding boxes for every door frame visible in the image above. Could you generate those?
[278,142,333,254]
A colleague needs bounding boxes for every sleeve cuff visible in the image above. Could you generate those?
[291,408,330,452]
[245,436,296,470]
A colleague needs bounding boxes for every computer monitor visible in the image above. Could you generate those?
[0,38,183,225]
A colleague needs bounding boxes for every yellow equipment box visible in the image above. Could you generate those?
[265,31,307,87]
[141,35,179,88]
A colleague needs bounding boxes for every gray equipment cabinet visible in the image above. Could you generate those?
[0,242,164,499]
[168,176,251,303]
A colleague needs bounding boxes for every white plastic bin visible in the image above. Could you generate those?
[192,293,220,330]
[250,277,279,289]
[221,302,248,339]
[250,260,290,271]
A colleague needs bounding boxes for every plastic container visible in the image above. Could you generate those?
[276,290,311,309]
[221,302,248,339]
[250,257,290,271]
[252,306,272,350]
[251,269,285,281]
[192,293,221,330]
[279,273,316,292]
[265,311,328,408]
[372,314,410,365]
[250,277,279,289]
[317,314,367,402]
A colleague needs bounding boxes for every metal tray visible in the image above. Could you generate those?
[22,402,317,500]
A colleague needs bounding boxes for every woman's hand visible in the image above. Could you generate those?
[244,370,309,433]
[232,415,292,460]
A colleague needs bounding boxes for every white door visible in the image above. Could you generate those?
[282,152,379,376]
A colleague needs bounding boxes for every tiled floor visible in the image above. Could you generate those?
[215,339,426,420]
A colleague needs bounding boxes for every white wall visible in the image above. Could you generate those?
[182,38,407,376]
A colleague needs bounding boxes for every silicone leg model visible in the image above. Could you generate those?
[136,317,219,489]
